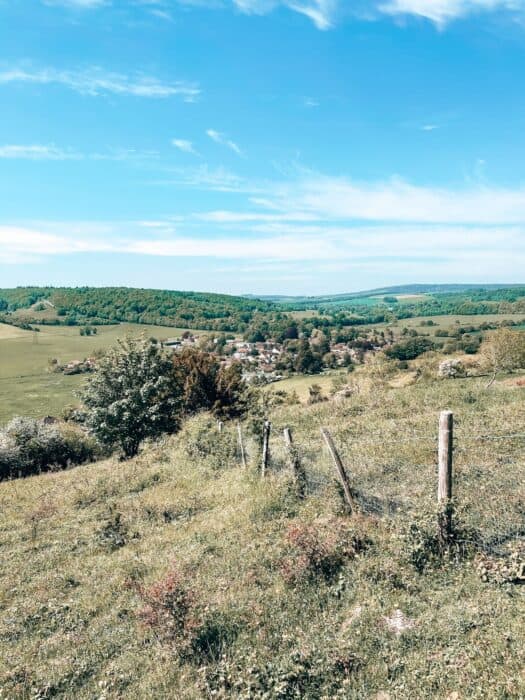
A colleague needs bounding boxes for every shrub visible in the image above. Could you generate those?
[307,383,326,405]
[135,562,200,654]
[0,417,98,481]
[82,337,183,458]
[476,542,525,585]
[385,337,435,361]
[280,518,368,584]
[399,503,478,573]
[181,416,238,472]
[438,359,467,379]
[172,349,249,421]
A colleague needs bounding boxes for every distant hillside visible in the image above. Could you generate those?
[0,287,278,333]
[253,283,525,306]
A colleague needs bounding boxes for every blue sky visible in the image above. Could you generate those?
[1,0,525,295]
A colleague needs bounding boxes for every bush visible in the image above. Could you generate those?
[399,503,478,573]
[437,359,467,379]
[385,337,435,361]
[0,417,98,481]
[180,415,238,472]
[280,518,368,584]
[135,562,200,654]
[82,337,183,458]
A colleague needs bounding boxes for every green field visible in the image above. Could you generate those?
[0,323,198,425]
[266,369,348,402]
[369,313,525,337]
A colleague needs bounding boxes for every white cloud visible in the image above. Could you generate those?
[0,66,200,101]
[421,124,439,131]
[0,144,158,162]
[232,0,337,29]
[265,173,525,224]
[171,138,199,155]
[43,0,108,7]
[2,171,525,287]
[39,0,525,28]
[377,0,524,27]
[0,144,80,160]
[1,221,523,271]
[206,129,244,156]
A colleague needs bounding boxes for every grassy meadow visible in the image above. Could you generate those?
[0,373,524,698]
[0,323,198,425]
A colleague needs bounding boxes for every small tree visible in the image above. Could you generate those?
[82,337,182,458]
[480,328,525,388]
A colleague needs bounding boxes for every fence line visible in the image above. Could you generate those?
[247,409,524,551]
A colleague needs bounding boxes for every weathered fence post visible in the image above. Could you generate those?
[437,410,454,541]
[283,427,306,498]
[261,420,271,477]
[321,428,356,512]
[237,421,247,469]
[217,420,224,433]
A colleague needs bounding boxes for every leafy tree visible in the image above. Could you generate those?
[294,340,323,374]
[480,328,525,387]
[172,349,248,419]
[82,337,182,458]
[214,362,249,419]
[385,336,435,361]
[173,349,220,415]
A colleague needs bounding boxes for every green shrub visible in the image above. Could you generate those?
[0,417,98,480]
[399,503,479,573]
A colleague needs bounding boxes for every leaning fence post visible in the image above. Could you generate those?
[237,421,247,469]
[261,420,271,477]
[321,428,356,512]
[437,410,454,541]
[283,427,306,498]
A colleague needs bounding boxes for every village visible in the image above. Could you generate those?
[163,333,363,383]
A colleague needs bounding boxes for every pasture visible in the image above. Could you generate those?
[0,323,197,425]
[266,369,348,402]
[369,312,525,338]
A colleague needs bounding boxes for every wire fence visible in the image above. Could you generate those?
[235,413,525,555]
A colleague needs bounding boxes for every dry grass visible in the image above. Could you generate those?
[0,377,524,698]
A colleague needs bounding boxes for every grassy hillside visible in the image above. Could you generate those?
[0,323,200,424]
[1,377,524,698]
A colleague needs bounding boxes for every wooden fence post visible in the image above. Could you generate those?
[437,410,454,541]
[283,427,306,498]
[237,421,247,469]
[261,420,271,477]
[321,428,356,512]
[438,411,453,502]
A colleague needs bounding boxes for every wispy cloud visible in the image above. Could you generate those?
[232,0,338,29]
[38,0,525,29]
[171,138,199,156]
[153,164,248,192]
[43,0,108,7]
[2,170,525,285]
[0,66,200,101]
[377,0,525,28]
[0,144,80,160]
[0,143,159,162]
[421,124,439,131]
[266,172,525,224]
[206,129,244,156]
